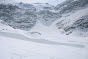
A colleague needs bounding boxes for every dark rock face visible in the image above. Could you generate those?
[0,3,37,30]
[37,10,59,26]
[0,3,58,30]
[55,0,88,35]
[55,0,88,14]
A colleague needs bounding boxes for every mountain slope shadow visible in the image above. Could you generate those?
[0,32,85,48]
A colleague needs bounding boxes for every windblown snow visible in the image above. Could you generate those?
[0,15,88,59]
[0,0,88,59]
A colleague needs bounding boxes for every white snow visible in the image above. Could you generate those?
[0,36,88,59]
[0,18,88,59]
[0,2,88,58]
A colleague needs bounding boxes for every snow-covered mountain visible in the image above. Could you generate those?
[0,0,88,59]
[0,2,58,30]
[0,3,37,30]
[55,0,88,13]
[0,0,88,37]
[33,3,54,10]
[0,13,88,59]
[54,0,88,37]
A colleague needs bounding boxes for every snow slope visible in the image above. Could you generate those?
[0,18,88,59]
[56,7,88,37]
[0,35,88,59]
[0,0,88,59]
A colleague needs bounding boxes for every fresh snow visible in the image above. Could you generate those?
[0,1,88,59]
[0,36,88,59]
[0,19,88,59]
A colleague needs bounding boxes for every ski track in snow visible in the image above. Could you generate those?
[0,31,85,48]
